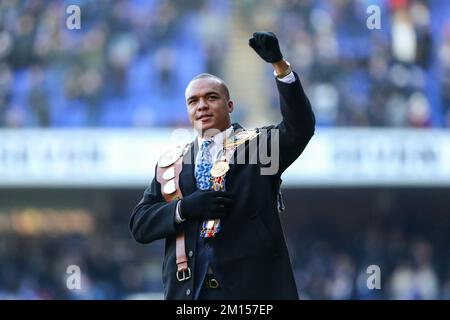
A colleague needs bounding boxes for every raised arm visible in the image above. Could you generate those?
[249,31,316,176]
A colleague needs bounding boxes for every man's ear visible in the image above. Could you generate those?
[227,100,234,113]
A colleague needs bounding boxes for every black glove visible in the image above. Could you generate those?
[249,31,283,63]
[179,190,233,221]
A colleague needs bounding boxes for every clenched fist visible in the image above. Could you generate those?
[249,31,283,63]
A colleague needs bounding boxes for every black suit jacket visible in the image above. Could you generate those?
[130,72,315,299]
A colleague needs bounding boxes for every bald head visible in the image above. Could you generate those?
[186,73,230,100]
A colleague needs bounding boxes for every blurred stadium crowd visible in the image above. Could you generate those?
[1,0,449,300]
[1,213,449,299]
[292,227,450,299]
[0,0,449,127]
[0,0,229,127]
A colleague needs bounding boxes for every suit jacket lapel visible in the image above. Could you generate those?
[225,123,246,189]
[229,122,247,166]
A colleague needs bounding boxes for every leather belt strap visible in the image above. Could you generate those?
[156,151,190,282]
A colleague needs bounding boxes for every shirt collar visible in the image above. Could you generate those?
[198,126,234,148]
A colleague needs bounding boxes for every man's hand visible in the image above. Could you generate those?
[179,190,233,221]
[249,31,283,63]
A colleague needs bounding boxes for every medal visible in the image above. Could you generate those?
[162,166,175,180]
[210,161,229,178]
[200,219,221,238]
[163,179,176,194]
[206,220,215,229]
[211,176,224,191]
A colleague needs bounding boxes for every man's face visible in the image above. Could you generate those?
[185,78,233,135]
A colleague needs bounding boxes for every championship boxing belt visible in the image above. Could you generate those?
[156,144,191,282]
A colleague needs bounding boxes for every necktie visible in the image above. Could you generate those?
[194,139,217,298]
[195,139,214,190]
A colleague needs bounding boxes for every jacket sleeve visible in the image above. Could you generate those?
[261,71,315,177]
[129,166,183,244]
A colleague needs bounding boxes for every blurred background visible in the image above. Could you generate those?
[0,0,449,299]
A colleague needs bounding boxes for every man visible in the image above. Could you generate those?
[129,32,315,299]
